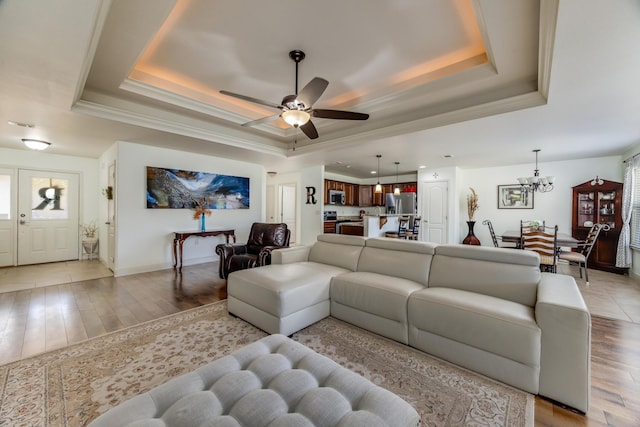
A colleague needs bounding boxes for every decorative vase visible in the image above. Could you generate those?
[462,220,481,245]
[200,213,206,232]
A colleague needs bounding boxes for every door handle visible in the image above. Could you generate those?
[105,221,111,225]
[19,219,27,225]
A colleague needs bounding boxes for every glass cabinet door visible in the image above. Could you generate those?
[577,191,595,227]
[598,191,616,228]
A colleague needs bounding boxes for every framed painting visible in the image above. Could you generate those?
[146,166,250,209]
[497,184,533,209]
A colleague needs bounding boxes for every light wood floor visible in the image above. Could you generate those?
[0,262,639,426]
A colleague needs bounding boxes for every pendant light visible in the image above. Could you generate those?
[393,162,401,195]
[374,154,382,194]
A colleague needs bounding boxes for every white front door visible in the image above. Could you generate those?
[18,169,79,265]
[421,181,448,244]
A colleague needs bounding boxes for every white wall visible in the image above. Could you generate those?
[301,165,324,245]
[112,142,264,276]
[459,155,623,246]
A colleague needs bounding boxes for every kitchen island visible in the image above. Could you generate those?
[362,214,404,237]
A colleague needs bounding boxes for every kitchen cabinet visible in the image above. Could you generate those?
[324,180,417,207]
[345,183,357,206]
[359,185,373,206]
[340,224,364,236]
[323,221,336,233]
[571,179,626,274]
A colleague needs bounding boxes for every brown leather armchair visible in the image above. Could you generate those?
[215,222,291,279]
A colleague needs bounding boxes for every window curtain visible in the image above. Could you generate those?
[616,157,633,267]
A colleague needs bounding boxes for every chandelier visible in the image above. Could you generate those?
[517,149,555,193]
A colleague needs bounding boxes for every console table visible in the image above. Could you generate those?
[173,229,236,273]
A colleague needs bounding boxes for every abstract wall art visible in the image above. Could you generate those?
[146,166,250,209]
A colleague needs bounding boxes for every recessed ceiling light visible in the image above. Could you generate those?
[8,120,35,128]
[371,171,377,174]
[419,165,426,169]
[22,139,51,150]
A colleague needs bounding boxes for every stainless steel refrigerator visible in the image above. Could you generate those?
[386,192,416,214]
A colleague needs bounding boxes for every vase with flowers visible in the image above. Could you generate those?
[463,187,481,245]
[80,221,99,259]
[193,198,211,232]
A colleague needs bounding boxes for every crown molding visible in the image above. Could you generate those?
[72,98,288,157]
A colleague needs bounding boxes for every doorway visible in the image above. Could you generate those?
[421,181,448,244]
[17,169,79,265]
[279,183,297,245]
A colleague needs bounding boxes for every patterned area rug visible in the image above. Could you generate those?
[0,301,533,426]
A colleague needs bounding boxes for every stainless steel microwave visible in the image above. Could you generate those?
[329,190,346,205]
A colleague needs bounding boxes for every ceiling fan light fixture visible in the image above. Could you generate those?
[22,138,51,150]
[282,109,310,127]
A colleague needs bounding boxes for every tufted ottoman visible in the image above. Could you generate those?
[88,334,420,427]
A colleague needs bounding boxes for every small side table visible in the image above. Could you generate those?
[82,238,99,260]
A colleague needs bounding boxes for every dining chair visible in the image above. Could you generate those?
[385,216,411,239]
[519,219,546,248]
[406,216,421,240]
[521,224,558,272]
[558,223,609,285]
[482,220,517,248]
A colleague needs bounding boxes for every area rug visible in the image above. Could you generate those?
[0,301,533,426]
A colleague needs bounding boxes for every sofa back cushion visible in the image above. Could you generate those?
[429,245,541,307]
[247,223,290,254]
[308,234,366,271]
[357,238,437,286]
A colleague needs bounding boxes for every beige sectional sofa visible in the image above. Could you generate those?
[227,234,591,413]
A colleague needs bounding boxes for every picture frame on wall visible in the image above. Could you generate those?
[497,184,533,209]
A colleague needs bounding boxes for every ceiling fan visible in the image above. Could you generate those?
[220,50,369,140]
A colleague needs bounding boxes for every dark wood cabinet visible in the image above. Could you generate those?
[324,180,417,207]
[359,185,373,206]
[571,179,627,274]
[323,221,336,233]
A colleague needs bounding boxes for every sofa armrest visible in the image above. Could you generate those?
[257,245,288,266]
[535,273,590,413]
[215,244,249,279]
[271,246,311,264]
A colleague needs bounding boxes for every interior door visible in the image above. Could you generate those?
[107,162,116,270]
[280,183,297,244]
[18,169,79,265]
[421,181,448,244]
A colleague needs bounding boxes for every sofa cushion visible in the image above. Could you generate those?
[331,272,425,323]
[357,238,436,286]
[408,287,541,367]
[429,244,541,307]
[228,262,349,317]
[308,234,366,271]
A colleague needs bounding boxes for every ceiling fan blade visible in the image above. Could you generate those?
[241,114,282,127]
[220,90,283,110]
[296,77,329,107]
[312,109,369,120]
[300,120,319,139]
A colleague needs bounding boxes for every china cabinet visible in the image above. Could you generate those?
[571,179,627,274]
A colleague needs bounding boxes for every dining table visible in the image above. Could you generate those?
[500,230,580,248]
